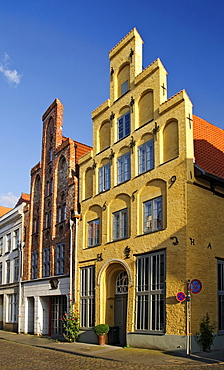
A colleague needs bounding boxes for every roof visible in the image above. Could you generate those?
[15,193,30,207]
[0,206,12,217]
[193,115,224,179]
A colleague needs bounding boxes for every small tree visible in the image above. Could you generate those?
[61,303,79,342]
[196,313,216,352]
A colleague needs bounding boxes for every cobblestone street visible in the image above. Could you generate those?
[1,339,224,370]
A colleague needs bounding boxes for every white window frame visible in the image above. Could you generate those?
[88,219,100,247]
[136,251,166,332]
[0,237,3,256]
[99,163,110,193]
[7,294,17,323]
[118,111,130,140]
[6,260,10,284]
[138,139,154,174]
[14,257,19,282]
[14,229,20,250]
[43,247,50,277]
[56,243,64,275]
[113,208,128,240]
[218,261,224,332]
[32,251,38,279]
[117,152,130,184]
[6,233,11,253]
[80,265,95,328]
[144,196,162,233]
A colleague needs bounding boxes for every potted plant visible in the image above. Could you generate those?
[94,324,109,345]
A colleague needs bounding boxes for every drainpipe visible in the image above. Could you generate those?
[74,213,80,304]
[69,219,74,304]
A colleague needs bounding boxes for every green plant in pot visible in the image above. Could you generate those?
[94,324,109,345]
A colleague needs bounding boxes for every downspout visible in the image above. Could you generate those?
[69,219,74,304]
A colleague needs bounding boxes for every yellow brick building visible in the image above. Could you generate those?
[76,28,224,352]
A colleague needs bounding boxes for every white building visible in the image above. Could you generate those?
[0,195,29,332]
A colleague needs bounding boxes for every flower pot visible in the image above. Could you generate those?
[98,334,106,345]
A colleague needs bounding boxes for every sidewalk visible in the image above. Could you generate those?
[1,330,224,367]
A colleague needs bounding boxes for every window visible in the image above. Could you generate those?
[62,204,66,221]
[56,244,64,275]
[118,111,130,140]
[7,294,17,323]
[116,271,128,294]
[49,147,53,162]
[121,80,129,95]
[88,219,100,247]
[138,140,154,174]
[0,262,2,284]
[45,211,51,228]
[6,260,10,284]
[0,237,3,255]
[14,257,19,282]
[117,152,130,184]
[14,229,20,249]
[136,251,165,332]
[32,251,38,279]
[80,266,95,328]
[218,261,224,332]
[113,208,128,240]
[6,233,11,252]
[99,163,110,192]
[43,248,50,277]
[33,218,38,233]
[144,196,162,233]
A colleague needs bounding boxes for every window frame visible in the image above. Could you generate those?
[0,237,3,256]
[99,163,110,193]
[6,260,10,284]
[138,139,154,175]
[80,265,95,328]
[143,196,162,234]
[113,208,128,241]
[14,257,19,282]
[88,218,100,247]
[56,243,64,275]
[121,80,129,95]
[136,251,166,333]
[31,251,38,279]
[118,111,130,141]
[6,233,11,253]
[7,294,17,323]
[0,262,2,284]
[43,247,50,277]
[14,229,20,250]
[117,152,130,184]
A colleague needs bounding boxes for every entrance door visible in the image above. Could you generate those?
[50,295,67,338]
[114,294,127,346]
[27,297,34,334]
[0,295,3,329]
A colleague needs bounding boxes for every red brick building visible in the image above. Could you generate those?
[20,99,91,336]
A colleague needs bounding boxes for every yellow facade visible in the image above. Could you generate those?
[76,28,224,352]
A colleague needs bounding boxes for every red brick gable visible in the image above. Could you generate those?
[193,115,224,179]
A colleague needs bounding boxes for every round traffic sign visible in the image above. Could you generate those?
[189,279,202,294]
[176,291,186,302]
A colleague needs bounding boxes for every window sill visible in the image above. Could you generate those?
[135,229,164,238]
[105,237,130,245]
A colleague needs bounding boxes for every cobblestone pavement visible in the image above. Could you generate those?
[1,339,224,370]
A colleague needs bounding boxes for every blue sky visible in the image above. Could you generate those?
[1,0,224,207]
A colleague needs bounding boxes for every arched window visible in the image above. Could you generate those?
[163,120,179,163]
[138,91,154,127]
[85,168,93,199]
[99,121,110,152]
[116,271,128,294]
[117,64,130,97]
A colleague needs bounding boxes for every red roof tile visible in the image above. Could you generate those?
[15,193,30,207]
[193,115,224,179]
[0,206,12,217]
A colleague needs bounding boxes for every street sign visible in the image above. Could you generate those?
[189,279,202,294]
[176,291,186,302]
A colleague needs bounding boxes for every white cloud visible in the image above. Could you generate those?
[0,53,22,86]
[0,192,18,208]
